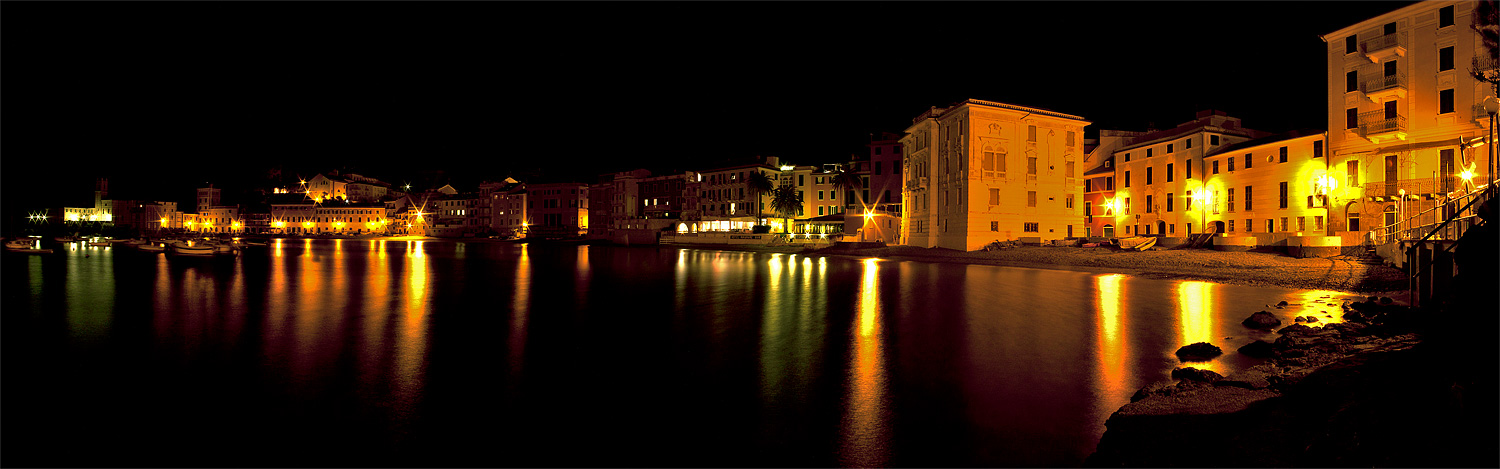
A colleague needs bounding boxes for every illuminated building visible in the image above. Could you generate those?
[1200,131,1337,246]
[526,182,589,238]
[844,133,904,243]
[696,158,781,232]
[900,99,1090,251]
[1319,1,1491,240]
[1109,111,1271,238]
[62,178,113,223]
[487,179,528,238]
[429,191,491,238]
[267,193,388,235]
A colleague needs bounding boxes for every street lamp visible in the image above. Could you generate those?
[1486,96,1498,185]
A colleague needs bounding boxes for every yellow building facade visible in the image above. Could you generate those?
[900,99,1089,251]
[1321,1,1492,240]
[1109,112,1269,238]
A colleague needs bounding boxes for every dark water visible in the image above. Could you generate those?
[2,239,1357,467]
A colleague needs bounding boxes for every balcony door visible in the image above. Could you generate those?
[1385,100,1398,119]
[1385,154,1399,196]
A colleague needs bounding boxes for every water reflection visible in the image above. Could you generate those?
[839,258,889,468]
[510,244,530,380]
[397,240,429,407]
[1094,274,1128,412]
[1175,281,1220,373]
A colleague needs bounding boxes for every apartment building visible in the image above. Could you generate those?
[1200,131,1338,244]
[900,99,1090,251]
[1321,1,1492,239]
[848,134,904,243]
[1111,111,1271,238]
[697,160,779,231]
[1080,130,1144,238]
[526,183,588,238]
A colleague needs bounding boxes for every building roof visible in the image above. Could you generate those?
[914,98,1089,124]
[1114,121,1264,153]
[1083,157,1116,176]
[1205,129,1326,158]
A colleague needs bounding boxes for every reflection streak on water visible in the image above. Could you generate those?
[510,245,530,379]
[1094,274,1128,408]
[396,240,429,402]
[759,254,785,404]
[839,258,889,468]
[1175,281,1219,373]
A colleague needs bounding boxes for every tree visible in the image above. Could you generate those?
[747,170,774,225]
[831,166,864,210]
[769,185,804,234]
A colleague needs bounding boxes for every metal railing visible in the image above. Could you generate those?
[1359,111,1406,138]
[1359,30,1406,54]
[1360,72,1406,94]
[1372,179,1494,245]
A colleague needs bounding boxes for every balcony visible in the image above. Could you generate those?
[1358,110,1407,143]
[1360,71,1406,102]
[1359,30,1406,63]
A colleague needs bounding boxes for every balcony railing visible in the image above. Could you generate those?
[1358,110,1406,138]
[1360,72,1405,94]
[1359,30,1406,55]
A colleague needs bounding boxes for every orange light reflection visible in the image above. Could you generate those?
[839,258,889,468]
[1175,281,1220,374]
[1095,274,1128,406]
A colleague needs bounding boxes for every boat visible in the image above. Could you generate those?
[87,241,111,247]
[1115,236,1157,251]
[53,236,78,243]
[169,242,215,256]
[137,243,167,253]
[5,239,52,254]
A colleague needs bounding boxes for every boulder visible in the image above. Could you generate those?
[1276,300,1290,307]
[1176,342,1223,361]
[1305,316,1319,323]
[1237,340,1275,358]
[1279,324,1315,336]
[1242,311,1282,329]
[1294,316,1307,323]
[1171,367,1224,383]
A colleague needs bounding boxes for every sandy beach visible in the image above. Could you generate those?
[809,244,1409,294]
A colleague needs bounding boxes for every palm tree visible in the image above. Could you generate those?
[831,166,865,211]
[769,185,804,234]
[747,170,774,225]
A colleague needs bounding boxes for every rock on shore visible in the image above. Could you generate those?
[1086,298,1486,467]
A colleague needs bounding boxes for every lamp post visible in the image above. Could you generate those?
[1485,97,1499,185]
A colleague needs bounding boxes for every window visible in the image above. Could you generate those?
[989,188,1000,205]
[1212,160,1220,175]
[1228,220,1235,232]
[818,206,824,216]
[1347,70,1358,93]
[1346,108,1358,129]
[1086,179,1093,192]
[1384,60,1397,77]
[991,221,999,232]
[1349,213,1361,231]
[1280,217,1289,232]
[1245,186,1253,210]
[1440,5,1454,27]
[1185,138,1192,149]
[1028,125,1037,142]
[1066,194,1075,210]
[1106,177,1114,191]
[1441,149,1455,192]
[1279,147,1288,163]
[1245,153,1254,170]
[1028,191,1037,207]
[1146,167,1153,184]
[1169,224,1175,234]
[1146,148,1153,158]
[1314,140,1324,158]
[1167,193,1174,212]
[1384,22,1396,35]
[1440,46,1455,72]
[1315,216,1324,231]
[1124,171,1131,188]
[1227,157,1235,172]
[1185,191,1194,210]
[1279,182,1288,208]
[1145,195,1153,213]
[1211,135,1220,146]
[1267,219,1275,233]
[1186,160,1193,179]
[1027,156,1038,175]
[1346,35,1358,54]
[818,190,824,200]
[1245,219,1252,233]
[874,162,882,175]
[1440,89,1455,114]
[1227,188,1235,212]
[1085,201,1093,217]
[1347,160,1360,188]
[1298,216,1306,231]
[1124,197,1131,214]
[1067,131,1076,146]
[1167,143,1175,153]
[1167,163,1175,181]
[1024,222,1039,232]
[1123,153,1130,162]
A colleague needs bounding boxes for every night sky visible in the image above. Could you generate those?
[3,1,1418,218]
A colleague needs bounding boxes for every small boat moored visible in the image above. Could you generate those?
[1114,236,1158,251]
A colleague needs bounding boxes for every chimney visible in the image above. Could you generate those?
[765,156,779,167]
